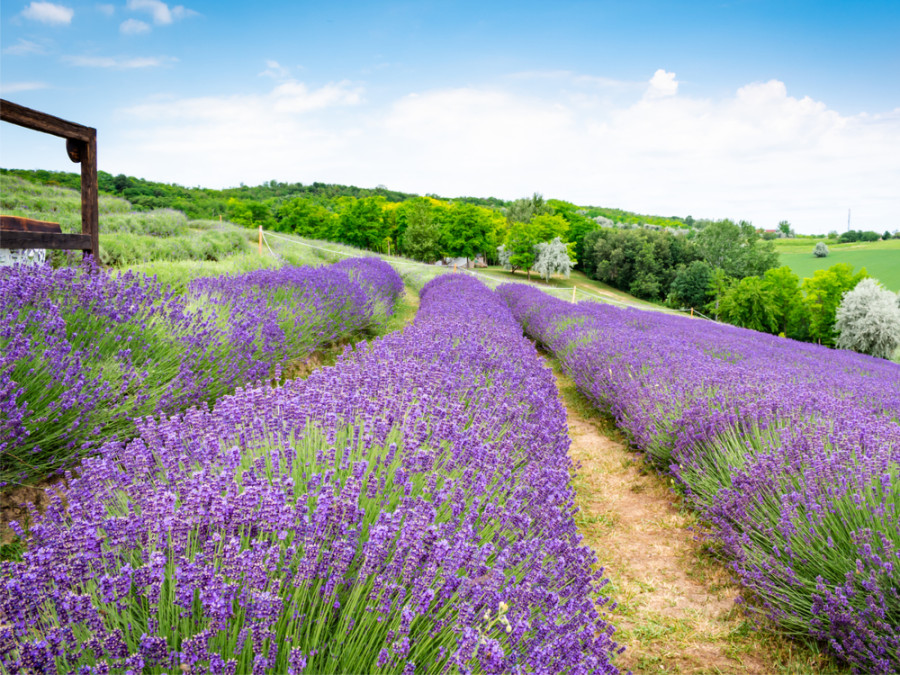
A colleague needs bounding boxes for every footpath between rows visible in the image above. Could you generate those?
[547,357,843,675]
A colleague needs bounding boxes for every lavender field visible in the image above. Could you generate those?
[0,257,403,488]
[1,273,621,673]
[497,284,900,674]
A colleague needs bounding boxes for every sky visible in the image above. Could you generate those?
[1,0,899,234]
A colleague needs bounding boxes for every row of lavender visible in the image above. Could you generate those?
[497,284,900,674]
[2,274,621,674]
[0,257,404,487]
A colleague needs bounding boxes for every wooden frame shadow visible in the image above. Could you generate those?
[0,99,99,259]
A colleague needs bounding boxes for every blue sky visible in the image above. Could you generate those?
[2,0,899,233]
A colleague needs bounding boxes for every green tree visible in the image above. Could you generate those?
[441,203,493,267]
[777,220,794,237]
[670,260,713,309]
[802,263,869,345]
[762,266,808,339]
[547,199,596,268]
[530,213,569,242]
[505,221,542,279]
[400,198,442,262]
[705,268,735,321]
[226,197,275,229]
[275,197,336,238]
[718,276,779,333]
[339,197,388,250]
[695,219,778,278]
[584,228,699,301]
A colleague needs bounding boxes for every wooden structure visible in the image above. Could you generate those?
[0,99,99,259]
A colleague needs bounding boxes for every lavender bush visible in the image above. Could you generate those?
[1,258,403,487]
[1,275,621,674]
[497,284,900,674]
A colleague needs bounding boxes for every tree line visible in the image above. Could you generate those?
[5,168,896,358]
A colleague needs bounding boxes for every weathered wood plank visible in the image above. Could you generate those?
[0,231,92,250]
[79,137,99,257]
[0,216,63,234]
[0,99,94,143]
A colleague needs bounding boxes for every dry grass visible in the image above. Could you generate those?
[549,356,848,674]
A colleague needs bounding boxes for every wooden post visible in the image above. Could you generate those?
[691,307,694,317]
[258,225,263,255]
[78,134,98,259]
[572,286,577,303]
[453,263,457,274]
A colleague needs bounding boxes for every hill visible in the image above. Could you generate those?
[773,238,900,291]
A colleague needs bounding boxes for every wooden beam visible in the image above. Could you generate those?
[1,216,63,234]
[0,99,94,143]
[0,231,92,250]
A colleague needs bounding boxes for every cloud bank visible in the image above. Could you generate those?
[103,69,899,233]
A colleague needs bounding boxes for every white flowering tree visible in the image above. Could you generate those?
[813,242,829,258]
[834,278,900,359]
[534,237,573,282]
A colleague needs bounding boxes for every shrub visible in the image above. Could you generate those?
[835,278,900,359]
[813,242,828,257]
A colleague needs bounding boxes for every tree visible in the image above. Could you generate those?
[276,197,336,238]
[834,279,900,359]
[339,197,389,250]
[505,193,551,224]
[705,268,734,321]
[547,199,597,269]
[530,213,569,242]
[226,197,275,229]
[584,227,700,301]
[813,242,829,258]
[400,198,443,262]
[670,260,713,309]
[777,220,794,237]
[762,266,808,339]
[534,237,573,281]
[718,276,779,334]
[441,203,493,267]
[694,219,778,278]
[802,263,869,346]
[505,221,542,280]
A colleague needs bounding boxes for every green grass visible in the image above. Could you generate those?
[774,238,900,291]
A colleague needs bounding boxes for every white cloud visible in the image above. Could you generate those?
[21,2,73,25]
[272,80,362,113]
[259,60,291,79]
[645,69,678,99]
[101,71,899,234]
[62,54,176,68]
[0,81,49,94]
[96,3,115,16]
[3,39,47,55]
[126,0,196,25]
[120,18,151,35]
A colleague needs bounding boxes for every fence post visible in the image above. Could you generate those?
[572,286,577,303]
[258,225,262,255]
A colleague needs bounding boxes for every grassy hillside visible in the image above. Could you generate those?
[774,238,900,291]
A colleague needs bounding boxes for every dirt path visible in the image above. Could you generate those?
[549,359,839,674]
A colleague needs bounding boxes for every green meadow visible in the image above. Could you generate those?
[775,238,900,291]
